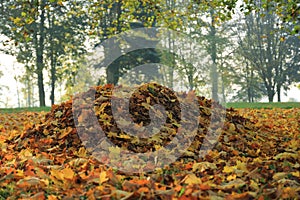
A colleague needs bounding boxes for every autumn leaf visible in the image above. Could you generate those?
[183,173,202,185]
[62,168,75,180]
[223,165,235,173]
[192,162,217,172]
[99,171,108,185]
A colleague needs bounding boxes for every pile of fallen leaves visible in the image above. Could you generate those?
[1,83,300,199]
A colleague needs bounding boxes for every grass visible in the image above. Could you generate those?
[0,102,299,113]
[0,106,51,113]
[226,102,300,109]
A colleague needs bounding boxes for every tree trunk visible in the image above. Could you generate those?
[50,58,56,105]
[106,63,120,85]
[267,89,274,102]
[49,14,56,105]
[35,0,46,107]
[210,9,219,102]
[277,85,281,102]
[105,37,121,85]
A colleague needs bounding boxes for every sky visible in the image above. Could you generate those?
[0,53,55,107]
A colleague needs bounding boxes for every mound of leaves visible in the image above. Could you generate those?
[2,83,300,199]
[10,83,259,159]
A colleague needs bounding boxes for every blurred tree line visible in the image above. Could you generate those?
[0,0,299,106]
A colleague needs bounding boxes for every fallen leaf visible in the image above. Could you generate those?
[99,171,109,185]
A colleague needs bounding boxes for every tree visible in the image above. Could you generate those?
[239,0,300,35]
[239,7,300,102]
[46,1,87,105]
[0,0,87,106]
[236,8,300,102]
[89,0,161,85]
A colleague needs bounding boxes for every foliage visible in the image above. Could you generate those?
[234,10,300,102]
[0,0,87,106]
[1,84,300,199]
[0,0,299,106]
[240,0,300,35]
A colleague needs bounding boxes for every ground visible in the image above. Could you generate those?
[0,87,300,199]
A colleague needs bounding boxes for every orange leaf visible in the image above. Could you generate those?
[199,184,210,190]
[47,195,58,200]
[137,187,150,193]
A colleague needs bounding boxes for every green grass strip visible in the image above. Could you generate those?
[226,102,300,109]
[0,106,51,113]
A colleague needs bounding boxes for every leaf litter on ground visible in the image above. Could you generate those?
[0,83,299,199]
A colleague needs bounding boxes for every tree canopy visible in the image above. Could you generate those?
[0,0,299,106]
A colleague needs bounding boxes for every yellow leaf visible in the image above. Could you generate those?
[291,171,300,178]
[77,147,87,157]
[228,123,236,132]
[57,0,64,6]
[118,134,131,139]
[15,169,24,178]
[236,160,248,172]
[253,157,263,164]
[51,169,64,180]
[20,149,33,158]
[63,168,75,180]
[289,139,298,150]
[154,144,161,150]
[99,171,109,185]
[249,180,259,190]
[223,166,235,173]
[184,173,201,185]
[226,174,237,181]
[275,152,298,160]
[273,172,287,180]
[13,17,21,24]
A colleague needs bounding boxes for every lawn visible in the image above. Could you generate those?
[226,102,300,109]
[0,106,51,113]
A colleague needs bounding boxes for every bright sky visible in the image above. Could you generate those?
[0,54,23,107]
[0,53,55,107]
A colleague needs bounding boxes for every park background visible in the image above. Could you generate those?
[0,0,299,108]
